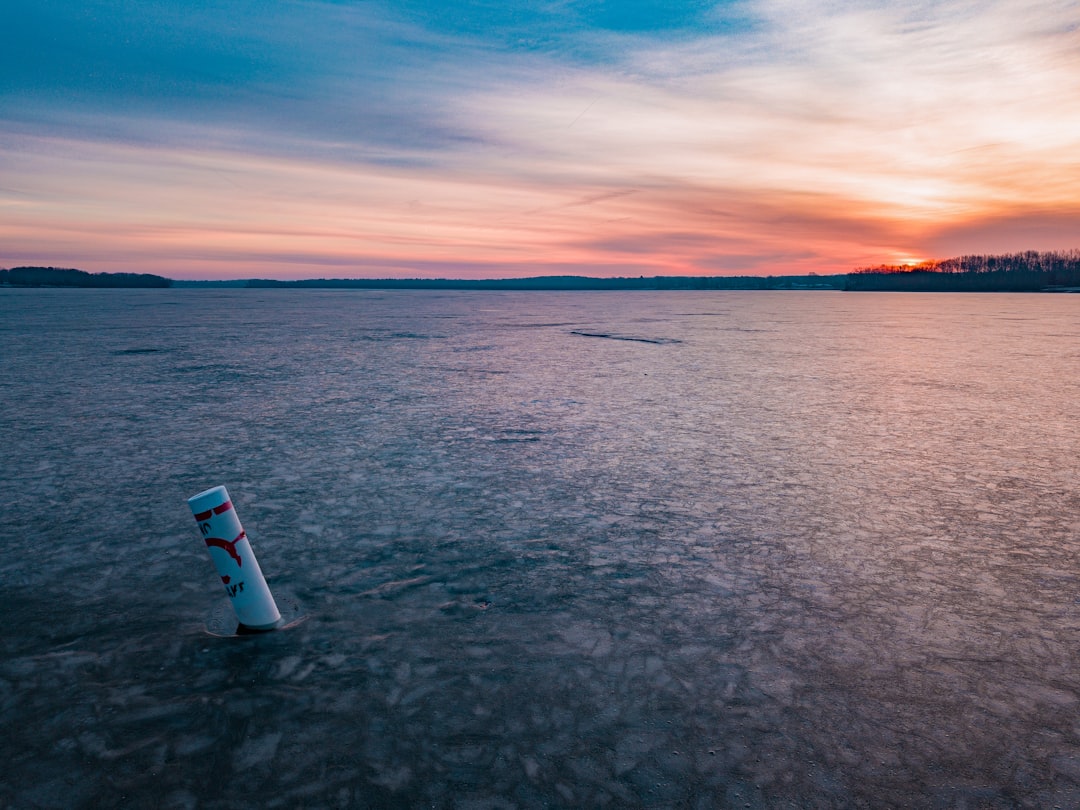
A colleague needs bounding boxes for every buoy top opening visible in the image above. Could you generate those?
[188,485,229,512]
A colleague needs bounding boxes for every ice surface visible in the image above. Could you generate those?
[3,288,1080,806]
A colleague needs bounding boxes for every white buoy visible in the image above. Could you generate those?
[187,485,281,631]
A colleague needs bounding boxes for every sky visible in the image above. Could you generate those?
[2,0,1080,280]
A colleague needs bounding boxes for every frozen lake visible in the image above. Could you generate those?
[2,287,1080,808]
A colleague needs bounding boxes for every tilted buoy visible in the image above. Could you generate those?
[188,485,281,632]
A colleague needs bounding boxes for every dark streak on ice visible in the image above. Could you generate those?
[570,330,681,344]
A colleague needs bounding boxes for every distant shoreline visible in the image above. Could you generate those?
[232,275,844,291]
[4,250,1080,291]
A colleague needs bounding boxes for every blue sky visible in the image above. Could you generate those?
[3,0,1079,278]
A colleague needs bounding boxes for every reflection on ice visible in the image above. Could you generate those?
[3,289,1080,806]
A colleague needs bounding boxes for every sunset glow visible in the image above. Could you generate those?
[3,1,1080,279]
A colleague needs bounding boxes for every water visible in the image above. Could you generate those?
[2,288,1080,808]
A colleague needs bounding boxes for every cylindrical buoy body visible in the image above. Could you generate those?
[188,485,281,630]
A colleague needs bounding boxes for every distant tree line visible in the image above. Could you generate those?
[0,266,172,288]
[845,250,1080,291]
[245,274,846,291]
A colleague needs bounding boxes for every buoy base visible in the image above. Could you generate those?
[204,592,305,638]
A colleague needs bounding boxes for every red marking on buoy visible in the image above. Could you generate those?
[193,500,234,522]
[204,531,245,567]
[221,575,231,584]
